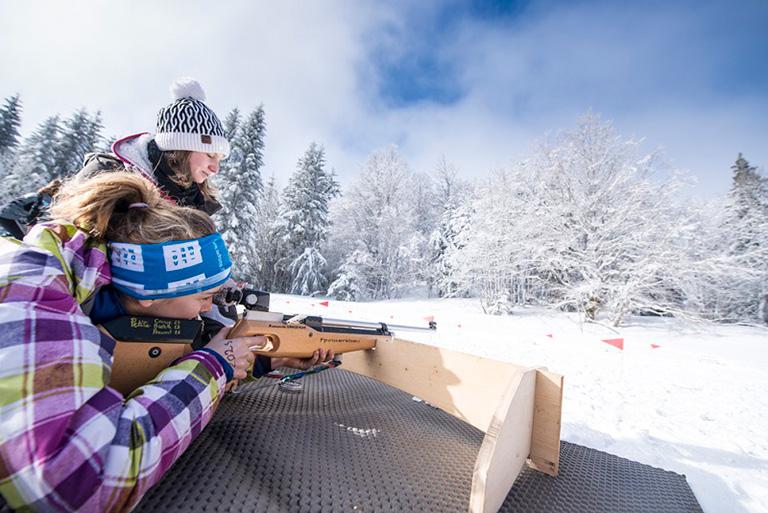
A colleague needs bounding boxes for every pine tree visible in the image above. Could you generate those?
[288,247,329,296]
[426,156,470,297]
[728,153,768,233]
[255,175,287,290]
[98,135,116,154]
[237,107,265,196]
[219,109,243,186]
[327,249,369,301]
[0,94,22,157]
[714,153,768,321]
[215,106,266,284]
[223,108,241,142]
[0,94,23,189]
[278,143,340,295]
[429,200,473,298]
[2,115,61,201]
[53,109,103,179]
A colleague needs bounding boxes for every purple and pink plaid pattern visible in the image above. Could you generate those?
[0,223,227,512]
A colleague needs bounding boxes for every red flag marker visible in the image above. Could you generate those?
[424,315,434,323]
[651,344,661,349]
[602,338,624,350]
[320,301,329,307]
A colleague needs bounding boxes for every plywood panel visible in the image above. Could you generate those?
[469,368,537,513]
[345,337,563,513]
[343,338,523,433]
[528,369,564,476]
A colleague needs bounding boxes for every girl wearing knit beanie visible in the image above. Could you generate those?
[76,78,230,216]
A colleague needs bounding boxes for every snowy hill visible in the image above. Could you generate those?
[270,294,768,513]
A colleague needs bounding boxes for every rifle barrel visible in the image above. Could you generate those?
[321,317,436,333]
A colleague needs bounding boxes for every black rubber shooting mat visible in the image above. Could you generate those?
[130,368,704,513]
[0,368,704,513]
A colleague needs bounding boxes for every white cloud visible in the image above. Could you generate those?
[1,0,765,197]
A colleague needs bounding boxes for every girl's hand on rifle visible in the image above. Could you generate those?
[271,348,335,371]
[205,329,267,380]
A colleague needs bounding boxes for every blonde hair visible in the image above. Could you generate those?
[163,150,218,201]
[37,178,62,197]
[51,171,216,243]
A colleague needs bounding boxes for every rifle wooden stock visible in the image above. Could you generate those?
[109,338,192,396]
[228,314,389,358]
[101,316,201,396]
[103,312,390,395]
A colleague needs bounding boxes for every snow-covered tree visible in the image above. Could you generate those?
[97,135,116,154]
[0,94,22,157]
[425,156,472,297]
[429,199,474,298]
[288,247,329,296]
[278,143,340,295]
[326,249,370,301]
[254,175,288,290]
[328,146,422,300]
[409,171,438,238]
[726,153,768,250]
[449,114,695,324]
[223,108,241,142]
[2,115,61,202]
[219,109,244,181]
[695,154,768,323]
[53,109,103,179]
[215,106,266,284]
[0,94,23,193]
[236,107,265,197]
[447,168,533,313]
[433,155,469,210]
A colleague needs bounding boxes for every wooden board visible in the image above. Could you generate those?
[528,369,564,476]
[344,338,564,513]
[469,367,536,513]
[342,337,525,432]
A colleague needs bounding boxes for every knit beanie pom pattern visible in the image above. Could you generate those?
[155,77,230,157]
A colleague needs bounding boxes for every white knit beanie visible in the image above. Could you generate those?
[155,78,230,157]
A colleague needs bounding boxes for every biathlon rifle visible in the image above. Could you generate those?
[102,287,436,395]
[222,288,436,357]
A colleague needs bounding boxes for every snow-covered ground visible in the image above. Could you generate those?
[270,294,768,513]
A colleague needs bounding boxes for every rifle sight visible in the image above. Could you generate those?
[214,287,271,312]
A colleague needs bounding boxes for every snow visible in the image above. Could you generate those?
[269,293,768,513]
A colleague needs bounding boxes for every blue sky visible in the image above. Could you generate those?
[1,0,766,197]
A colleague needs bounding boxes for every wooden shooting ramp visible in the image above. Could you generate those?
[130,337,702,513]
[0,340,704,513]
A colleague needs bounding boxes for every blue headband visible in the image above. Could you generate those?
[108,233,232,299]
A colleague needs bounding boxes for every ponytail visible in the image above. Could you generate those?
[50,172,215,243]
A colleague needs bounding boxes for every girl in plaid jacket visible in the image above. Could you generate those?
[0,172,264,512]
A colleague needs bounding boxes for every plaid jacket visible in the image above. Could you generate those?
[0,223,227,512]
